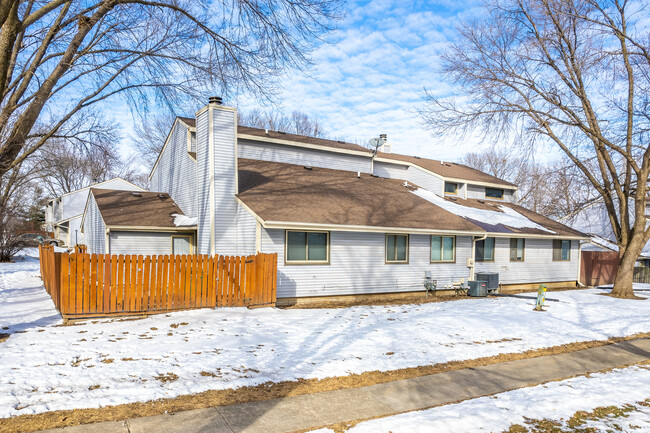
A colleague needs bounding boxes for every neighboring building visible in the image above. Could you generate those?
[44,178,144,247]
[80,98,588,302]
[81,189,197,255]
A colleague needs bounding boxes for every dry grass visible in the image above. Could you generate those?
[2,332,650,433]
[279,287,582,310]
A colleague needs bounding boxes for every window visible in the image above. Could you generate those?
[386,234,409,263]
[475,237,495,262]
[431,236,455,262]
[172,235,193,255]
[285,231,329,264]
[444,182,458,195]
[553,239,571,261]
[485,188,504,199]
[510,238,525,262]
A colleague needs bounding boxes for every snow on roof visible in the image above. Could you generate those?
[411,188,556,234]
[172,214,198,227]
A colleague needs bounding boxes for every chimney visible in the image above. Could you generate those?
[208,96,223,105]
[196,95,239,256]
[378,134,391,153]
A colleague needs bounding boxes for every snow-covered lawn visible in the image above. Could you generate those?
[1,249,650,418]
[321,364,650,433]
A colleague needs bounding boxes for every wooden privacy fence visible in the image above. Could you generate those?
[633,266,650,284]
[580,250,619,286]
[38,245,277,319]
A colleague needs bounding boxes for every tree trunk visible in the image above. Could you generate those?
[611,234,646,299]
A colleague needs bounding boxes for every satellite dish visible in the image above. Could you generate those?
[369,137,381,149]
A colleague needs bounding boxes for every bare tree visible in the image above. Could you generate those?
[0,0,343,181]
[238,109,327,137]
[36,137,143,196]
[421,0,650,298]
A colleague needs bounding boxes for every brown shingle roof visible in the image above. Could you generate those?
[237,159,585,237]
[237,126,371,153]
[177,117,195,127]
[91,189,192,228]
[377,152,516,187]
[237,159,483,232]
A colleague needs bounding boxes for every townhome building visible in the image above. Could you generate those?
[79,97,587,302]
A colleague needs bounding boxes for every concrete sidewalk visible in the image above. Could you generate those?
[43,338,650,433]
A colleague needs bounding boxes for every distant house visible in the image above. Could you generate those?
[80,98,588,302]
[44,178,143,247]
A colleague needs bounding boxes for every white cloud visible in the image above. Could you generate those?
[236,0,496,161]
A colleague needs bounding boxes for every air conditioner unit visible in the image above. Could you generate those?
[466,257,474,267]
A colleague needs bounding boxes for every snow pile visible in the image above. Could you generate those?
[172,213,198,227]
[342,364,650,433]
[411,188,555,233]
[1,253,650,418]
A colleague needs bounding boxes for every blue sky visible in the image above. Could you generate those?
[112,1,491,163]
[235,0,486,161]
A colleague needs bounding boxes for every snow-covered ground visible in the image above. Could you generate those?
[1,249,650,418]
[315,364,650,433]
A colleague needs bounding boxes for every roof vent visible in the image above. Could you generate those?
[265,129,269,135]
[209,96,222,105]
[478,200,485,204]
[440,160,444,165]
[278,131,287,135]
[158,193,168,199]
[337,140,346,144]
[131,192,142,197]
[303,166,313,170]
[449,197,457,201]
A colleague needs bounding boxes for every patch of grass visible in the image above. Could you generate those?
[154,373,179,383]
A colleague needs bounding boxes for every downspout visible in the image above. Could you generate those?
[105,228,110,255]
[577,240,586,287]
[470,234,487,281]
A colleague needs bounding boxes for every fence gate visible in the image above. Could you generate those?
[39,245,278,318]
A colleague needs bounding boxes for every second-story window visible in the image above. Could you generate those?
[444,182,458,195]
[485,188,504,199]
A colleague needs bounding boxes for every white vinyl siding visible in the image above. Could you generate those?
[474,238,579,284]
[109,231,195,255]
[238,139,372,173]
[67,216,85,247]
[467,184,516,202]
[82,194,106,254]
[196,109,211,254]
[59,178,140,222]
[262,230,474,298]
[260,230,580,298]
[211,108,239,255]
[149,121,197,217]
[373,161,444,194]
